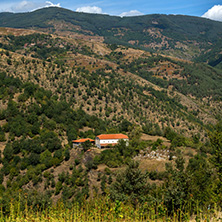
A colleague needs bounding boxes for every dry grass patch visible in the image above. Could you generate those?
[139,159,169,172]
[140,133,171,147]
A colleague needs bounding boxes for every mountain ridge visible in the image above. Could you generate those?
[0,7,222,65]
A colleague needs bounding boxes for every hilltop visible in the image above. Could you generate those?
[0,7,222,65]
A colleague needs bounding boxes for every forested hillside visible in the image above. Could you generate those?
[0,7,222,62]
[0,9,221,221]
[0,30,221,138]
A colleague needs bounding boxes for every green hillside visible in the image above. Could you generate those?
[0,7,222,61]
[0,13,221,220]
[1,7,222,41]
[0,30,221,138]
[195,38,222,69]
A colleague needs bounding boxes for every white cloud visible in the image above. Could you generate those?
[45,1,60,8]
[202,5,222,22]
[0,1,61,13]
[76,6,103,14]
[32,1,61,11]
[120,10,144,17]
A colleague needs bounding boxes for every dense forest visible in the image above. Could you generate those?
[1,7,222,62]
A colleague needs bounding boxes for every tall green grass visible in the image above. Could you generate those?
[0,196,221,222]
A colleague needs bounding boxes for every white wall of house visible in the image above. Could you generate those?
[95,137,129,148]
[95,137,100,148]
[100,139,119,144]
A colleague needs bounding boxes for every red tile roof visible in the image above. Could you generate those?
[72,138,94,143]
[96,134,129,140]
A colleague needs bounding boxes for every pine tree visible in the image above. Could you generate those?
[110,161,149,206]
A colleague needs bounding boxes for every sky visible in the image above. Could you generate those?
[0,0,222,22]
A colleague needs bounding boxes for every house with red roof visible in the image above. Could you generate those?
[72,138,94,148]
[95,134,129,149]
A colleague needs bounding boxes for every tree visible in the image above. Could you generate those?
[64,149,70,161]
[128,124,142,141]
[40,150,53,168]
[5,100,19,118]
[55,181,63,195]
[110,161,149,206]
[101,174,106,194]
[0,126,6,142]
[186,154,214,206]
[45,136,62,152]
[115,139,134,158]
[209,123,222,197]
[164,127,177,141]
[175,155,185,172]
[128,124,142,148]
[29,153,40,166]
[164,161,189,213]
[82,140,91,152]
[3,144,13,162]
[171,135,186,148]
